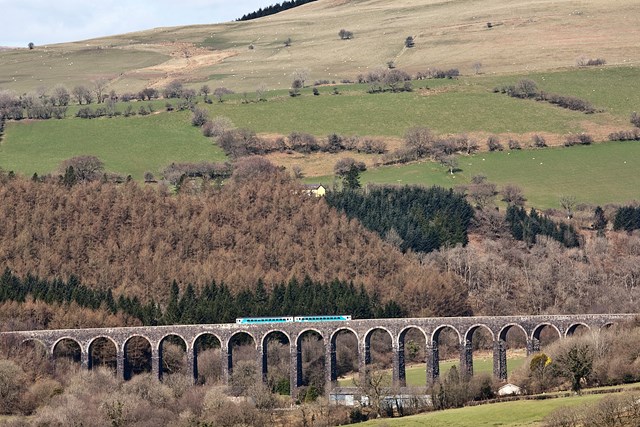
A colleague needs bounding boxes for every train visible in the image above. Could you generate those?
[235,315,352,324]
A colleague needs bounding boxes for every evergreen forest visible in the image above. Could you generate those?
[325,186,474,253]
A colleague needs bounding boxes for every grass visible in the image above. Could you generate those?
[339,354,525,387]
[358,393,606,427]
[0,111,227,180]
[209,83,587,137]
[2,60,640,209]
[0,46,168,93]
[307,140,640,209]
[478,66,640,119]
[1,0,639,93]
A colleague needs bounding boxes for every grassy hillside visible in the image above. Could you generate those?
[2,66,640,208]
[353,141,640,208]
[358,393,606,427]
[0,0,639,93]
[1,111,226,180]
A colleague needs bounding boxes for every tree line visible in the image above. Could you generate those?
[0,268,405,327]
[505,205,580,248]
[613,205,640,232]
[325,185,474,253]
[237,0,318,21]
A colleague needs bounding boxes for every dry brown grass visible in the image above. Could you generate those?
[1,0,639,93]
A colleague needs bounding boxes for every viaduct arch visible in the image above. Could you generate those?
[1,314,634,397]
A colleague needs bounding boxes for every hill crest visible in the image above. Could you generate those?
[0,0,638,93]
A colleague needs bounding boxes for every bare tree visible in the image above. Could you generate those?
[51,85,71,106]
[292,69,310,88]
[72,85,91,105]
[199,85,211,98]
[334,157,366,176]
[163,80,184,99]
[213,87,234,103]
[353,366,392,418]
[208,116,235,137]
[405,127,434,158]
[291,165,304,179]
[60,156,105,182]
[501,184,526,207]
[383,69,410,92]
[92,78,108,104]
[256,83,267,101]
[232,156,280,183]
[464,175,497,209]
[560,195,577,219]
[440,155,458,175]
[487,135,503,151]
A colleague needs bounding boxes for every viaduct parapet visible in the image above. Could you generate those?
[1,314,633,397]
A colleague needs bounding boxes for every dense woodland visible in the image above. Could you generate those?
[326,186,473,254]
[237,0,318,21]
[0,165,638,331]
[0,170,471,330]
[505,206,580,248]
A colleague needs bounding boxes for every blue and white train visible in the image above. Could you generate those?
[235,315,351,324]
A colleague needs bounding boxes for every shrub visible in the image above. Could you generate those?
[405,36,415,48]
[202,121,214,137]
[76,107,95,119]
[334,157,366,176]
[508,139,522,150]
[123,104,135,117]
[544,93,596,113]
[577,57,606,67]
[120,92,136,102]
[512,79,539,98]
[432,68,460,79]
[163,80,184,99]
[191,107,209,127]
[631,112,640,128]
[324,133,345,153]
[288,131,319,153]
[338,29,354,40]
[487,135,504,151]
[357,138,387,154]
[608,128,640,141]
[532,134,547,148]
[0,359,28,415]
[208,116,235,137]
[565,133,593,146]
[312,88,319,96]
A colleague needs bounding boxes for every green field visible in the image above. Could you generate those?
[339,355,525,387]
[2,66,640,209]
[0,111,227,180]
[358,394,606,427]
[309,140,640,209]
[211,66,640,136]
[208,83,587,136]
[477,66,640,119]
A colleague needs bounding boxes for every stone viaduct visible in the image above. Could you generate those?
[0,314,634,397]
